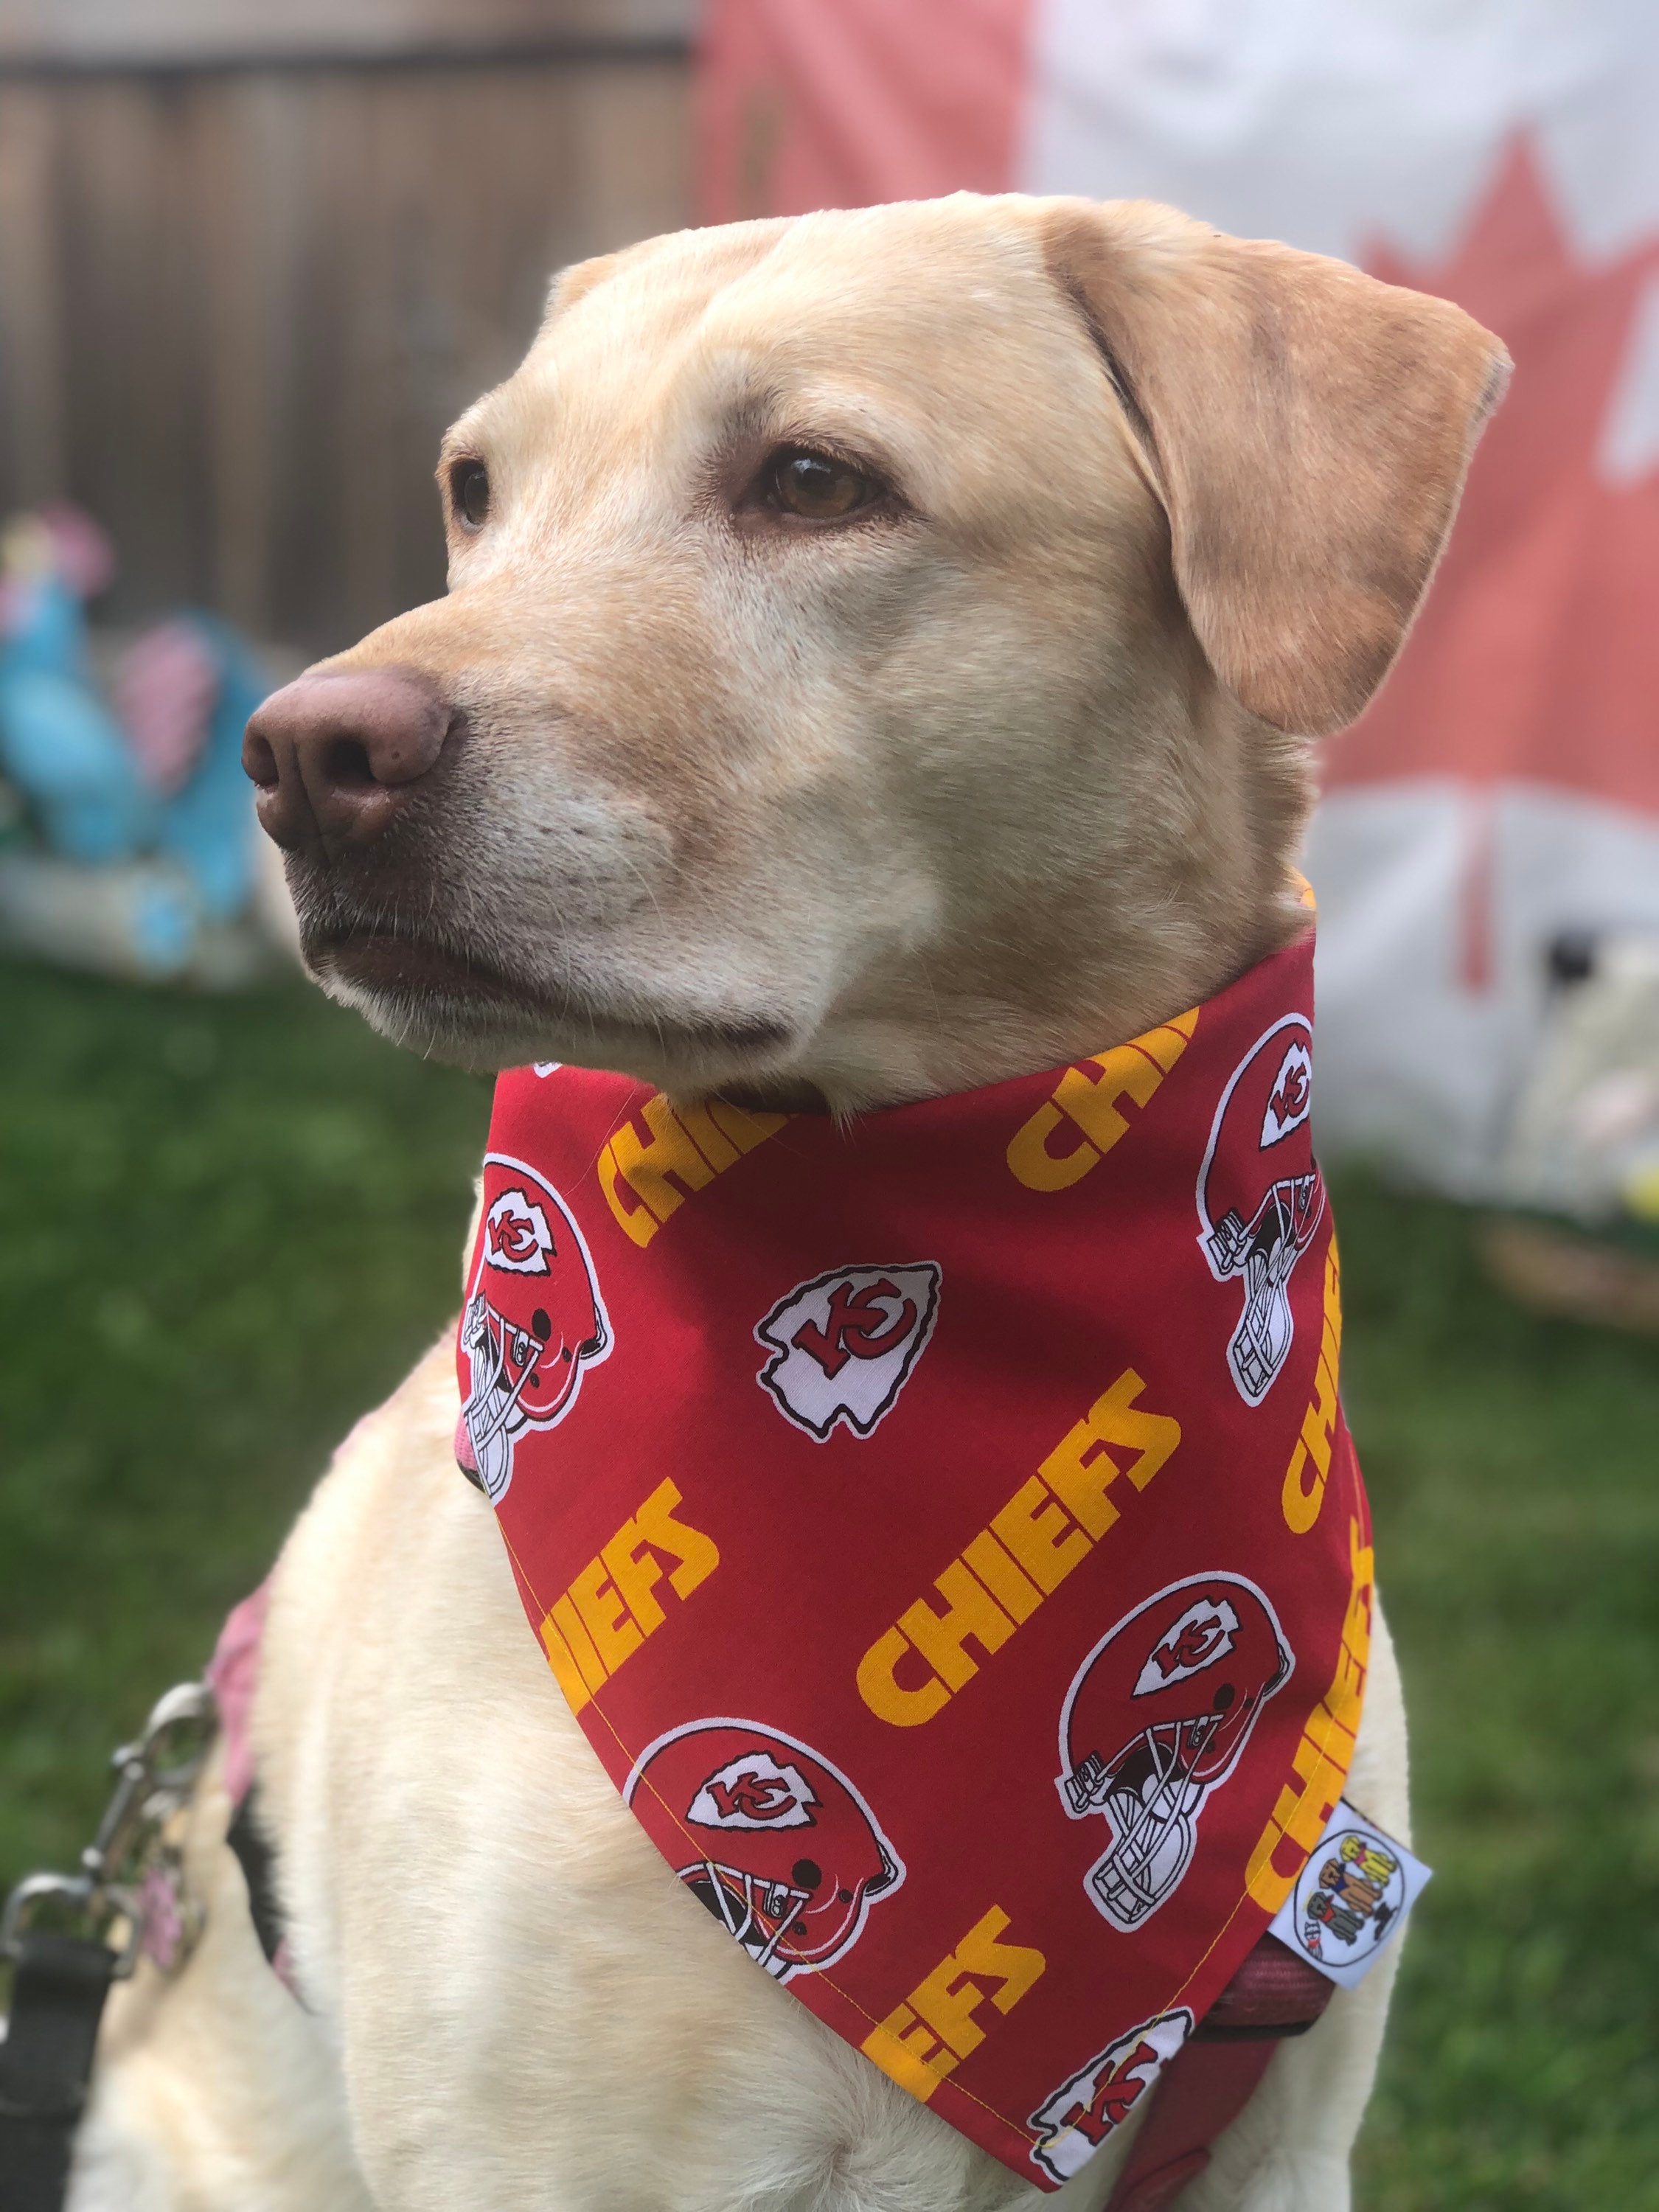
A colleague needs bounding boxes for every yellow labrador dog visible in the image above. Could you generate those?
[71,193,1505,2212]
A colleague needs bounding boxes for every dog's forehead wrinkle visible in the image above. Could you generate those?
[556,214,797,338]
[807,219,1043,352]
[542,215,1085,430]
[525,242,803,448]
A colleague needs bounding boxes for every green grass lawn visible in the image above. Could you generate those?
[3,956,1656,2208]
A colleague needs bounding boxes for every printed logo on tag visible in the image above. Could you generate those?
[1269,1798,1431,1988]
[1027,2009,1194,2183]
[756,1262,941,1440]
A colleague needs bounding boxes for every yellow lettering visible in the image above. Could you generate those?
[1301,1353,1338,1478]
[991,1475,1091,1594]
[598,1138,658,1248]
[610,1095,716,1223]
[863,1907,1044,2106]
[1006,1101,1099,1191]
[1281,1441,1321,1534]
[860,2005,955,2100]
[910,1957,990,2059]
[549,1592,607,1697]
[1133,1006,1199,1071]
[1245,1517,1372,1910]
[1245,1794,1312,1913]
[1343,1517,1374,1669]
[857,1627,950,1727]
[950,1905,1046,2013]
[1283,1243,1345,1533]
[861,1378,1180,1727]
[1005,1012,1194,1192]
[704,1099,790,1153]
[1085,1367,1183,1489]
[1039,1368,1180,1539]
[1324,1639,1366,1741]
[568,1558,641,1675]
[601,1517,667,1634]
[1286,1742,1351,1856]
[1053,1043,1163,1153]
[673,1102,740,1169]
[633,1478,720,1598]
[1039,1417,1124,1540]
[596,1099,787,1245]
[961,1529,1043,1624]
[537,1481,719,1712]
[899,1559,1015,1691]
[538,1610,594,1715]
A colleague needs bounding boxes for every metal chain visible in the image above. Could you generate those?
[2,1681,218,1992]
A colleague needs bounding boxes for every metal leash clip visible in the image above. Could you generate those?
[1,1681,219,1983]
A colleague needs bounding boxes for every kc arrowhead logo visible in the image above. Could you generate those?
[755,1262,941,1441]
[687,1750,819,1830]
[1028,2011,1194,2183]
[1261,1039,1313,1147]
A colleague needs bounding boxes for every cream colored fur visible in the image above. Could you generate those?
[68,192,1503,2212]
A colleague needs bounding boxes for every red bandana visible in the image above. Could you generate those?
[456,924,1371,2189]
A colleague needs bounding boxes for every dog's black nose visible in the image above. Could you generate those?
[242,667,451,852]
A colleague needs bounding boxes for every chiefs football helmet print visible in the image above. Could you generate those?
[625,1719,904,1981]
[459,1152,611,1503]
[1197,1014,1326,1404]
[1028,2009,1194,2183]
[1057,1576,1293,1930]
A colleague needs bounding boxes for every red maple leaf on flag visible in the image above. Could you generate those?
[1329,136,1659,819]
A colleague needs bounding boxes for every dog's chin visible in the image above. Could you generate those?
[306,926,799,1089]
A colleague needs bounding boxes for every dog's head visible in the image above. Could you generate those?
[246,195,1506,1107]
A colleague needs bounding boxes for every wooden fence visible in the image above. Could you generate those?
[0,16,694,647]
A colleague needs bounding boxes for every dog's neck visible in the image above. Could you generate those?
[706,897,1308,1118]
[709,709,1315,1119]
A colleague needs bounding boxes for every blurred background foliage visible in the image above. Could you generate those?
[3,957,1656,2208]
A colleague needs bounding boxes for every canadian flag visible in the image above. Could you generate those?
[701,1,1659,1192]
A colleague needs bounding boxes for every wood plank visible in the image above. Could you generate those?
[0,53,692,644]
[0,0,695,69]
[0,86,67,501]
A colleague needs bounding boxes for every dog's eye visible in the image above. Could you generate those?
[451,461,491,531]
[764,448,880,521]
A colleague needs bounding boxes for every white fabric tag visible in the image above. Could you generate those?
[1267,1798,1431,1989]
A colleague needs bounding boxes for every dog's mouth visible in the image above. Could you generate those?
[311,923,544,1009]
[305,917,794,1067]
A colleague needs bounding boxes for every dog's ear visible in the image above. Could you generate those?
[546,252,623,320]
[1037,198,1510,735]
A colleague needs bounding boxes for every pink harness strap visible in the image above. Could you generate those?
[1105,1938,1335,2211]
[206,1582,303,1991]
[205,1582,270,1809]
